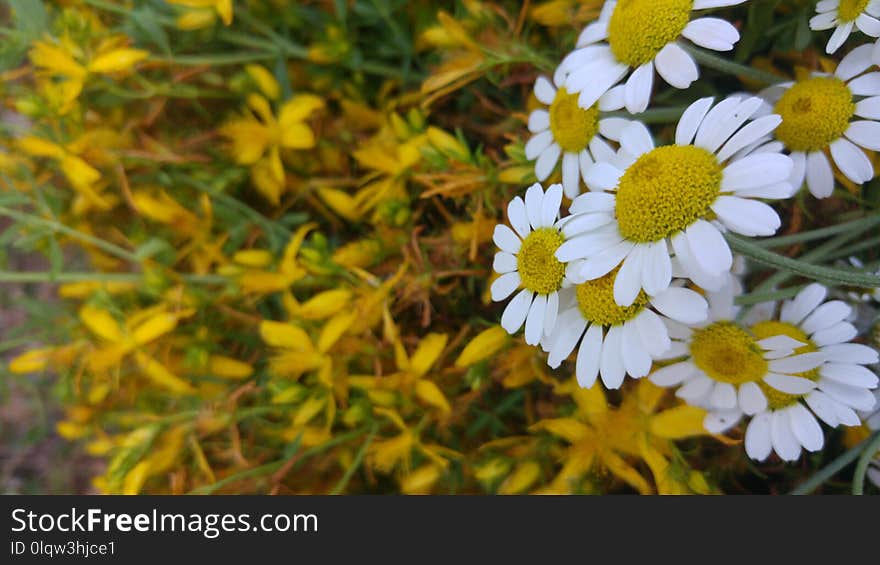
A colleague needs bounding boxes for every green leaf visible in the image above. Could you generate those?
[9,0,48,37]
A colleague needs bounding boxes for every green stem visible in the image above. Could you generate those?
[734,285,804,305]
[329,423,378,495]
[753,215,880,249]
[726,233,880,287]
[0,205,141,264]
[682,45,787,85]
[0,271,228,285]
[790,432,880,494]
[852,430,880,495]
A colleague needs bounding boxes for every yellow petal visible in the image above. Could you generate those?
[278,121,316,150]
[293,395,327,427]
[297,288,352,320]
[17,136,65,158]
[8,348,52,374]
[122,461,151,495]
[410,333,448,377]
[245,64,279,100]
[278,94,324,125]
[454,326,508,367]
[246,93,275,124]
[530,418,590,443]
[29,41,87,79]
[131,312,178,345]
[232,249,274,267]
[401,464,442,495]
[317,187,360,221]
[220,119,269,164]
[317,310,356,353]
[59,154,102,188]
[134,351,196,394]
[79,305,124,342]
[208,355,254,379]
[259,320,313,350]
[88,49,150,74]
[602,451,653,495]
[498,461,541,494]
[215,0,233,25]
[238,271,292,294]
[650,405,709,440]
[426,126,468,160]
[414,379,451,413]
[176,9,216,30]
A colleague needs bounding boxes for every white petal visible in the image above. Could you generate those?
[534,75,556,105]
[781,283,826,325]
[577,241,635,281]
[560,213,613,238]
[670,231,725,292]
[649,361,697,387]
[721,153,793,191]
[764,373,817,395]
[820,363,879,388]
[685,220,733,276]
[625,62,654,114]
[693,0,748,8]
[622,321,652,378]
[745,412,773,461]
[683,17,739,51]
[805,390,840,427]
[655,42,699,89]
[635,309,672,357]
[528,109,550,133]
[576,21,608,46]
[836,43,876,81]
[541,183,563,228]
[525,130,553,160]
[547,309,587,368]
[695,96,743,149]
[739,382,768,415]
[819,343,879,364]
[812,321,858,347]
[613,244,645,306]
[847,71,880,96]
[641,241,672,297]
[598,85,627,112]
[598,117,631,141]
[561,152,581,199]
[600,325,626,389]
[700,97,764,154]
[810,11,837,31]
[711,195,781,237]
[845,120,880,151]
[576,324,603,388]
[500,289,532,333]
[556,226,623,262]
[856,14,880,37]
[676,374,714,402]
[771,410,802,461]
[525,183,544,229]
[493,251,517,274]
[818,378,877,411]
[768,352,826,374]
[757,335,805,351]
[710,382,738,410]
[582,162,623,191]
[619,121,655,156]
[788,404,824,452]
[704,409,742,433]
[544,291,560,338]
[676,97,715,146]
[825,21,853,54]
[507,197,531,239]
[805,151,835,199]
[569,191,616,215]
[524,294,547,345]
[491,271,522,301]
[573,60,630,110]
[493,224,521,254]
[650,287,709,325]
[535,143,562,181]
[716,115,782,163]
[855,96,880,119]
[801,300,852,334]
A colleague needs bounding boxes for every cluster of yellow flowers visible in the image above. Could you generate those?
[2,0,878,494]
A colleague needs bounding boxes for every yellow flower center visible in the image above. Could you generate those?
[773,77,855,152]
[690,322,768,384]
[751,320,820,410]
[608,0,693,67]
[549,88,600,153]
[615,145,722,243]
[517,228,566,295]
[838,0,870,22]
[575,266,650,326]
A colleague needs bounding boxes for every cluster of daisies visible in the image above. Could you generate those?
[492,0,880,463]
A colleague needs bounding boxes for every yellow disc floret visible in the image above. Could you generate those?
[751,320,820,410]
[838,0,870,22]
[517,228,566,295]
[690,322,768,384]
[615,145,722,243]
[549,88,600,153]
[774,77,855,152]
[608,0,693,67]
[576,266,650,326]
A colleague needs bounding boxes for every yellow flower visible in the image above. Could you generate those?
[168,0,234,29]
[220,94,324,204]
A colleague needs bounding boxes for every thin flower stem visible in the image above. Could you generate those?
[852,431,880,495]
[329,423,378,495]
[734,285,804,305]
[790,431,880,495]
[753,215,880,248]
[682,45,788,85]
[0,205,141,264]
[726,233,880,287]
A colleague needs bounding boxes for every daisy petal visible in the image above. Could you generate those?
[500,289,532,333]
[576,324,603,388]
[655,42,699,89]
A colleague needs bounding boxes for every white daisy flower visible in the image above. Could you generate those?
[526,74,633,199]
[491,183,568,346]
[649,276,832,439]
[558,0,747,114]
[542,268,708,390]
[758,44,880,199]
[810,0,880,54]
[557,95,793,307]
[709,283,878,462]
